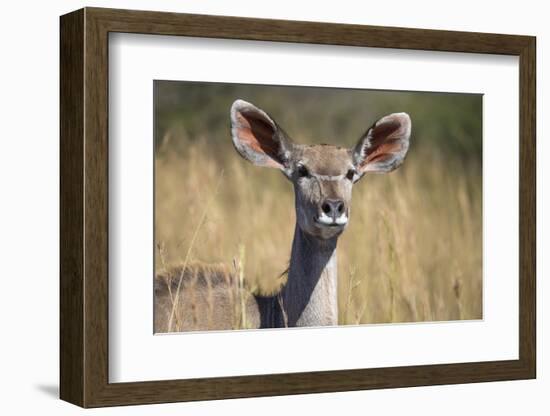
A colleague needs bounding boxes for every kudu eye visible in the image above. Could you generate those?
[297,164,310,178]
[346,169,356,181]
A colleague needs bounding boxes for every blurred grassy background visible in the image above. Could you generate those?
[154,81,482,324]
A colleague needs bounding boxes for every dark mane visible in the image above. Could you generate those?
[154,262,234,296]
[154,261,288,298]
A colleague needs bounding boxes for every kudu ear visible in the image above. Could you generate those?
[352,112,411,176]
[230,100,294,173]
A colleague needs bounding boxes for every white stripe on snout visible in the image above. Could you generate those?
[317,212,333,225]
[312,173,345,181]
[334,214,348,225]
[317,212,348,225]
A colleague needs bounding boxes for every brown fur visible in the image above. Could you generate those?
[154,262,262,332]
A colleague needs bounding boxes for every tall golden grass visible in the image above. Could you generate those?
[155,133,482,326]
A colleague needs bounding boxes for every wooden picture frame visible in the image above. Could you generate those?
[60,7,536,408]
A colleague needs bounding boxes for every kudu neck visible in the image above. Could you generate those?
[255,224,340,328]
[281,224,339,327]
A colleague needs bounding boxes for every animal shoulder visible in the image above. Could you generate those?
[154,262,235,296]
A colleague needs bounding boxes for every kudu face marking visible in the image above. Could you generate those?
[230,99,411,240]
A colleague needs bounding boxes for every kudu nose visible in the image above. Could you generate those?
[321,199,345,219]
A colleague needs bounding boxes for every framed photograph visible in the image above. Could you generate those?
[60,7,536,407]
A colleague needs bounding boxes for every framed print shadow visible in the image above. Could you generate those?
[60,7,536,408]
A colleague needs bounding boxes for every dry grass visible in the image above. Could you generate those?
[155,136,482,326]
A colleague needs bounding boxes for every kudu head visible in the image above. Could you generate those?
[230,99,411,240]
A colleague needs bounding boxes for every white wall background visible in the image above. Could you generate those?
[0,0,546,414]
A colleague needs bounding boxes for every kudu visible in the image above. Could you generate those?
[154,99,411,332]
